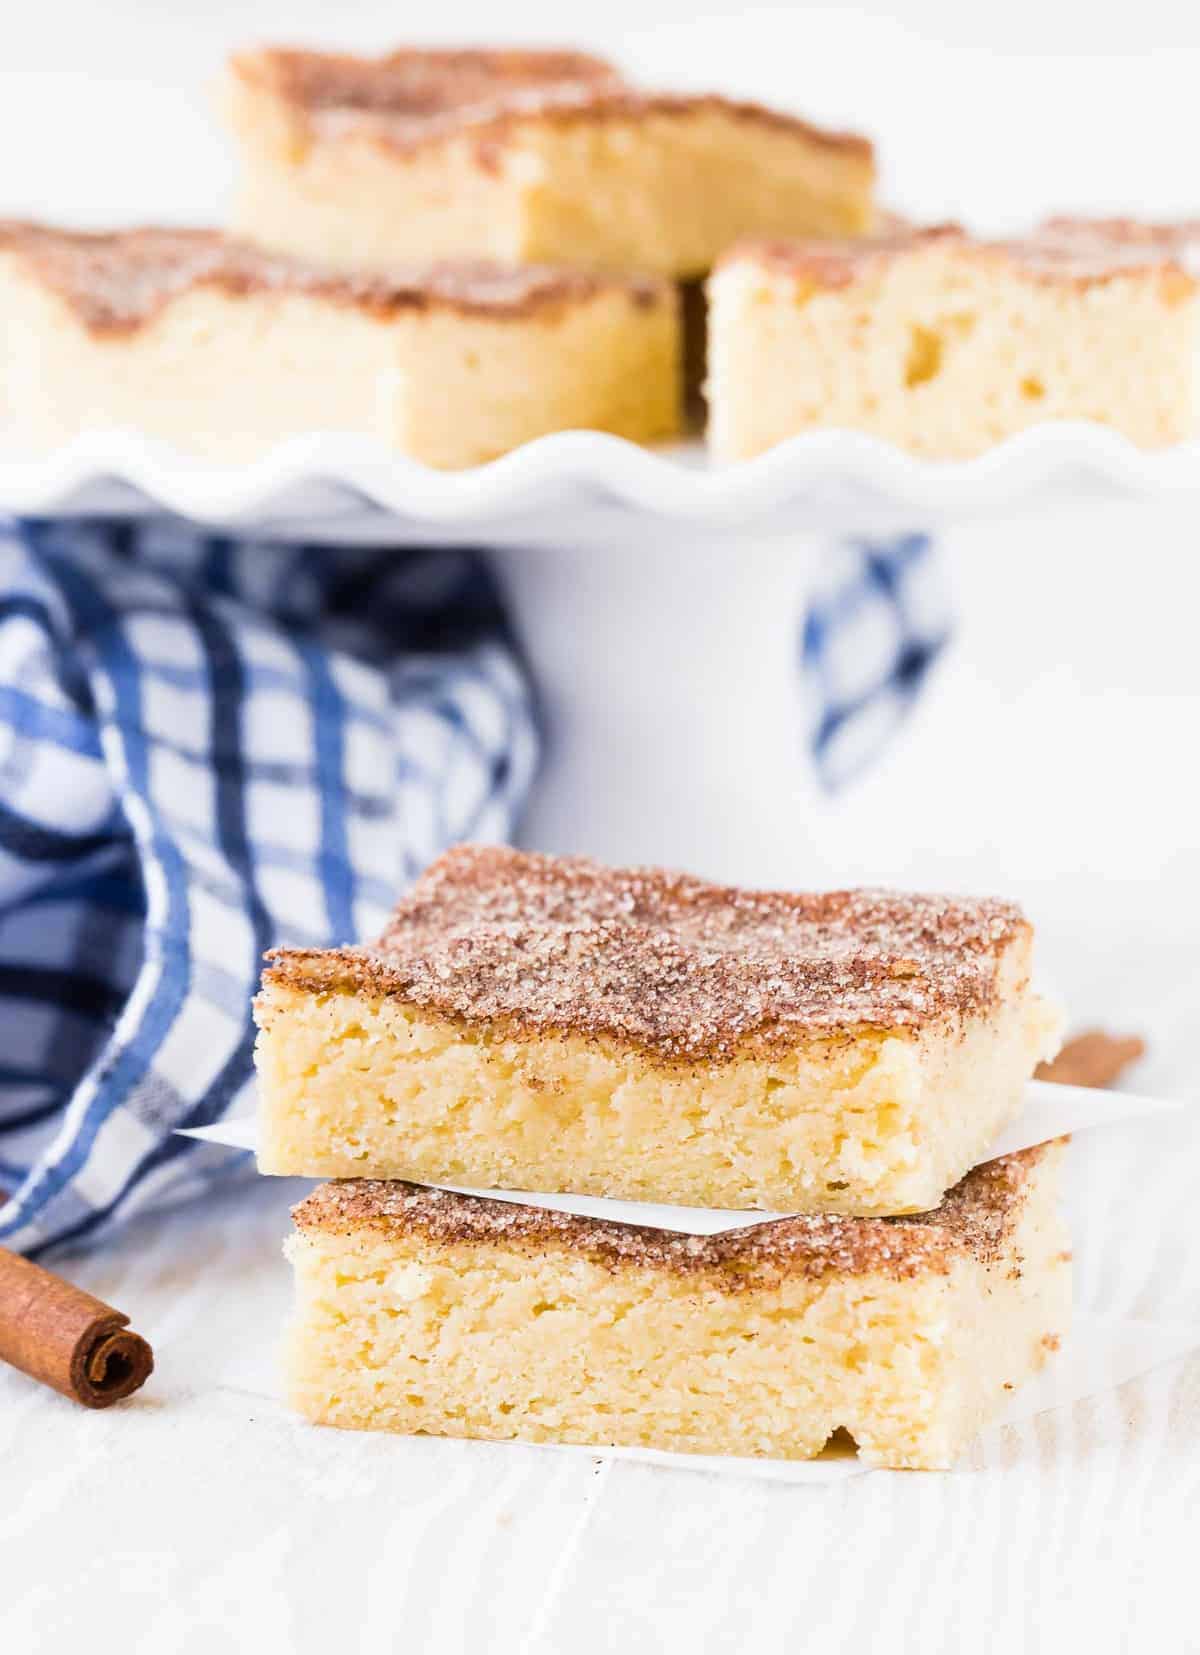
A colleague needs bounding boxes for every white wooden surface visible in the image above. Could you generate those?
[3,948,1197,1655]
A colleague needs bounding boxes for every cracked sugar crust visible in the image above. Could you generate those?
[232,44,873,158]
[293,1140,1056,1283]
[263,845,1029,1064]
[0,222,667,335]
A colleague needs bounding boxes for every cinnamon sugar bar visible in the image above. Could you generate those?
[0,222,680,466]
[254,847,1061,1215]
[285,1141,1071,1469]
[707,220,1200,459]
[222,46,875,278]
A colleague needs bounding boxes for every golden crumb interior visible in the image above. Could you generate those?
[255,938,1060,1214]
[0,265,679,467]
[285,1144,1070,1470]
[224,67,874,278]
[707,242,1200,459]
[386,289,680,466]
[500,111,874,278]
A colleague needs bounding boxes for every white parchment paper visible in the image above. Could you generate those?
[180,1078,1181,1236]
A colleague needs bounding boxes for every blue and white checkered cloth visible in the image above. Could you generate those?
[0,518,537,1254]
[0,517,944,1255]
[802,534,949,792]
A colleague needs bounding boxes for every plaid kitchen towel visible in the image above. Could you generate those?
[0,517,943,1254]
[0,517,537,1254]
[802,533,949,792]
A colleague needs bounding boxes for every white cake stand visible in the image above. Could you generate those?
[4,425,1199,884]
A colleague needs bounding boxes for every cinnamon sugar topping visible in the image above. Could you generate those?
[722,218,1199,292]
[0,222,665,334]
[232,44,872,158]
[293,1141,1054,1282]
[1040,216,1200,252]
[995,220,1200,286]
[243,45,623,123]
[264,845,1028,1063]
[721,224,964,287]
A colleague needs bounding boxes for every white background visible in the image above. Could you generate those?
[4,0,1200,228]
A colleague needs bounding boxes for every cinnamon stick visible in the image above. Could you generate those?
[0,1246,153,1407]
[1036,1029,1147,1091]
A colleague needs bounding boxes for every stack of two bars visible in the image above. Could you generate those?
[255,846,1067,1471]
